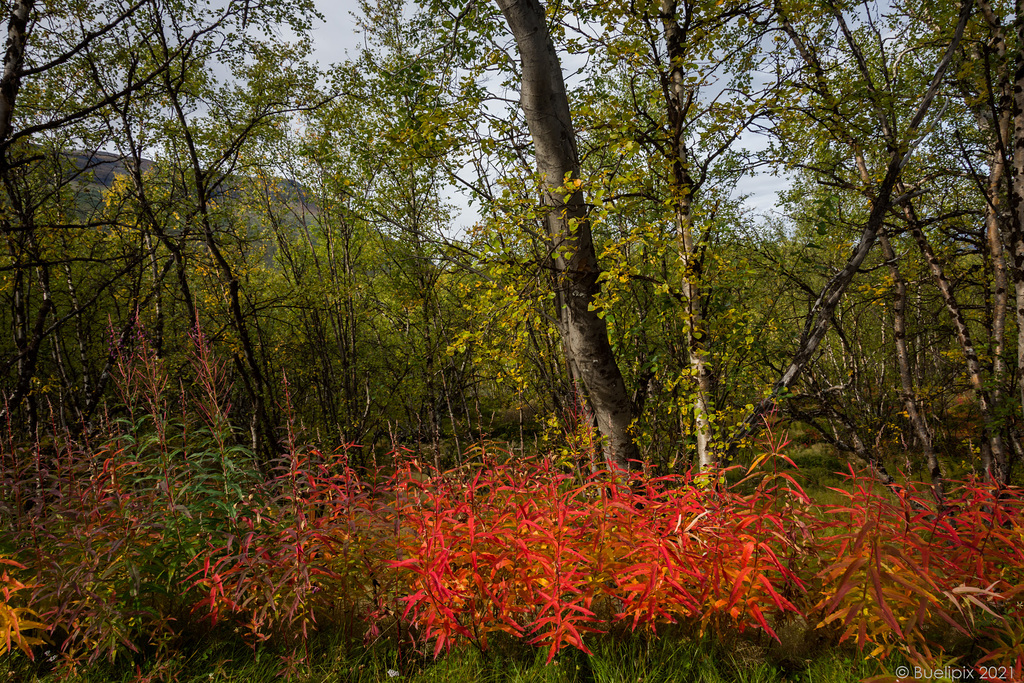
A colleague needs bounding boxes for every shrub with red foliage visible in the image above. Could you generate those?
[386,455,1024,675]
[805,468,1024,672]
[390,453,805,662]
[188,446,399,645]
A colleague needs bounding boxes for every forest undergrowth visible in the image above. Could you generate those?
[1,338,1023,682]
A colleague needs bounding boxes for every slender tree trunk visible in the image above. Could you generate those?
[1,231,51,429]
[1010,0,1024,450]
[494,0,640,469]
[157,54,278,459]
[660,0,715,471]
[903,199,1006,482]
[61,247,91,403]
[984,134,1010,459]
[0,1,39,427]
[879,230,945,504]
[964,4,1014,479]
[0,0,32,151]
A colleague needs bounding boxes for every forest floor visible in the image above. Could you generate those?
[4,626,892,682]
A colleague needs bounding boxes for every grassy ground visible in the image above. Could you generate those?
[3,628,888,682]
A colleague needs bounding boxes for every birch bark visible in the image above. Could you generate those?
[494,0,640,468]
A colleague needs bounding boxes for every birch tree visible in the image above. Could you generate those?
[493,0,640,468]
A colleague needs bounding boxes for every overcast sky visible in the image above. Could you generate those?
[309,2,363,66]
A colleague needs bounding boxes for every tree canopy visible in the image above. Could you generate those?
[2,0,1022,491]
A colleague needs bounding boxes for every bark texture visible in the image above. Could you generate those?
[660,0,715,471]
[1012,0,1024,447]
[879,230,944,504]
[0,0,32,148]
[494,0,640,469]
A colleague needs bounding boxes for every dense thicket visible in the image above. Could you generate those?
[2,0,1022,491]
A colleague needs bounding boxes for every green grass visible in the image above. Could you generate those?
[3,628,889,682]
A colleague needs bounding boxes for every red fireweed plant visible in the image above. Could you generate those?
[806,467,1024,672]
[0,324,265,666]
[390,445,806,663]
[188,445,400,648]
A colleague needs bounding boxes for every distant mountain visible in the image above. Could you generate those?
[66,150,314,211]
[67,150,155,187]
